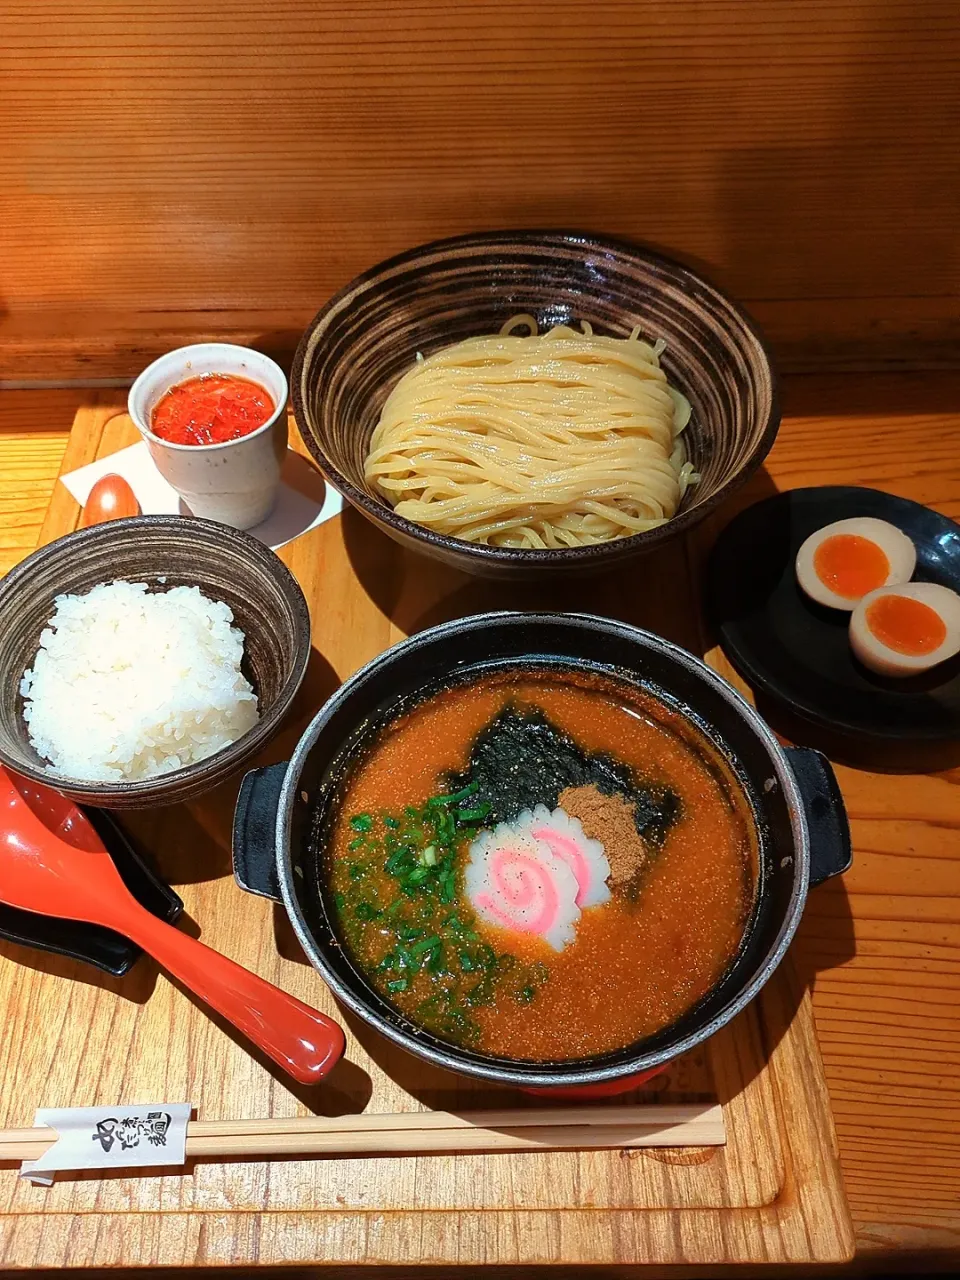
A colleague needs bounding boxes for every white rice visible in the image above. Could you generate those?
[20,580,259,783]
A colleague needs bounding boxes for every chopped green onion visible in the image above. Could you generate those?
[446,781,479,803]
[349,813,374,832]
[456,807,489,822]
[385,852,411,876]
[386,978,408,993]
[410,934,440,957]
[419,844,438,867]
[383,816,400,828]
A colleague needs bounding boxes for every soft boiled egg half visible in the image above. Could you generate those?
[850,582,960,677]
[795,517,916,610]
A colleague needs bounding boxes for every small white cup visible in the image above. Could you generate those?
[128,343,289,530]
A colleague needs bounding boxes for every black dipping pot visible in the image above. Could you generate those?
[232,613,851,1089]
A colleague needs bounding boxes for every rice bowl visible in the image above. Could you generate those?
[0,514,310,809]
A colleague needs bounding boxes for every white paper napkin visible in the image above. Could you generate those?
[59,441,343,551]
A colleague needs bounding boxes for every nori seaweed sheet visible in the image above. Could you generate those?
[445,704,681,850]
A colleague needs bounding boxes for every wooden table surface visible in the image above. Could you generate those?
[1,376,959,1275]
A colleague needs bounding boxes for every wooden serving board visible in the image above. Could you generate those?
[0,398,854,1269]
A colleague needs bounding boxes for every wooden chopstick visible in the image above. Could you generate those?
[0,1104,723,1162]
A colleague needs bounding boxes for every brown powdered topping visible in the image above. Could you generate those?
[559,784,648,888]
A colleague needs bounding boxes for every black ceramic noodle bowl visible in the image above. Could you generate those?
[291,230,780,580]
[233,613,851,1091]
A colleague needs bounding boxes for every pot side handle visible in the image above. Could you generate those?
[232,762,288,903]
[783,746,852,887]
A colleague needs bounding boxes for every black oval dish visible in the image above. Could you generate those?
[0,808,182,976]
[707,486,960,768]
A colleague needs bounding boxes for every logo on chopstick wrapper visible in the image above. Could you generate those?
[20,1102,192,1184]
[92,1111,174,1153]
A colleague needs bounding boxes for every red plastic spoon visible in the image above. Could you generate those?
[0,767,345,1085]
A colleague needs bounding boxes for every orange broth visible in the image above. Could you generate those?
[329,669,756,1060]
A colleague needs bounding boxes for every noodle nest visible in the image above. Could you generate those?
[364,315,697,549]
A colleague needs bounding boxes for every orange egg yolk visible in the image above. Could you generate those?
[813,534,890,599]
[865,594,947,656]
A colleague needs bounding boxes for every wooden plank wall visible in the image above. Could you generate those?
[1,0,958,381]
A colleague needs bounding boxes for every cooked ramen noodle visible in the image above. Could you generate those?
[364,316,697,549]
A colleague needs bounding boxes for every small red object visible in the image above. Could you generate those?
[150,373,275,446]
[80,474,141,527]
[522,1066,667,1099]
[0,767,344,1085]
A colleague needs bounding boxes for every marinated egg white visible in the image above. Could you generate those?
[849,582,960,677]
[795,517,916,610]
